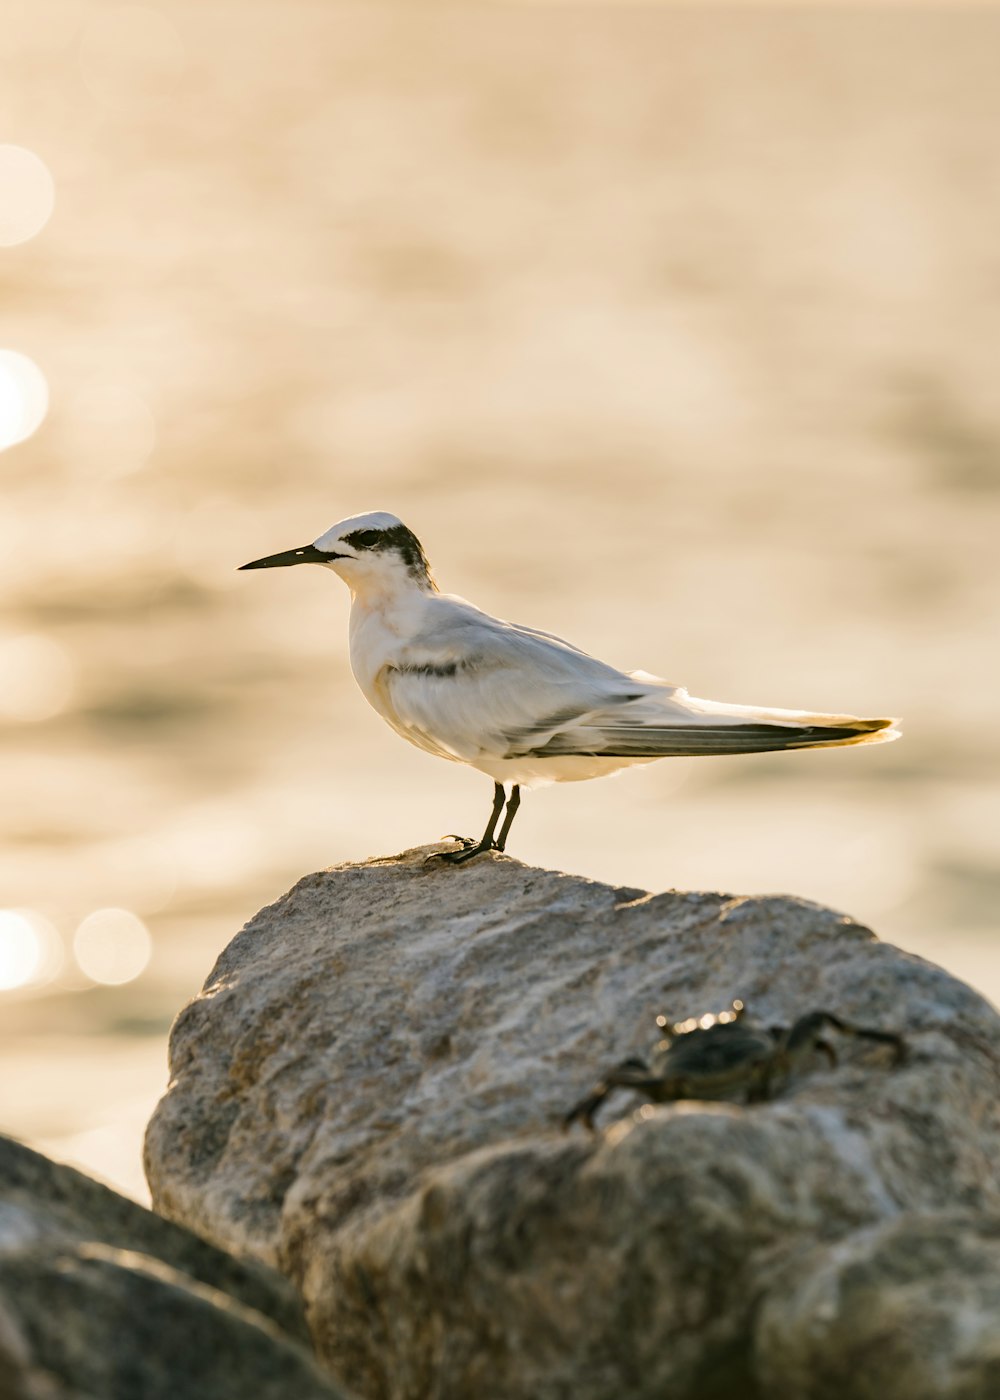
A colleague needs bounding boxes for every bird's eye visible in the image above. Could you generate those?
[347,529,382,549]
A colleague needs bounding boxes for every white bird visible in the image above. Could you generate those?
[240,511,899,863]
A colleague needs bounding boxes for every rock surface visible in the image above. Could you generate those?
[0,1134,345,1400]
[755,1212,1000,1400]
[145,847,1000,1400]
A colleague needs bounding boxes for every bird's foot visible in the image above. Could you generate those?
[438,841,495,864]
[424,835,496,866]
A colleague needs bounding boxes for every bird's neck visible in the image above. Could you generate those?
[343,551,439,611]
[348,566,437,616]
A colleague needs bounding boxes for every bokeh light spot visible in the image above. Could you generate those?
[0,910,42,991]
[73,908,152,986]
[0,146,56,246]
[0,349,49,450]
[0,633,76,723]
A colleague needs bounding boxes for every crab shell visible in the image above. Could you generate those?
[646,1021,782,1101]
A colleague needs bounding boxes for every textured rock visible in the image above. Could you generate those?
[0,1134,345,1400]
[755,1213,1000,1400]
[145,847,1000,1400]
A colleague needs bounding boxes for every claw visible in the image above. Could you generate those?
[424,837,490,868]
[438,842,491,865]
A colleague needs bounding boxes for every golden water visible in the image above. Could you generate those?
[2,2,998,1201]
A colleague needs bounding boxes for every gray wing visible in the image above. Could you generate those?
[380,601,674,762]
[382,597,889,762]
[512,717,884,759]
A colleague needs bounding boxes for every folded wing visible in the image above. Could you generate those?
[379,603,667,763]
[379,600,898,765]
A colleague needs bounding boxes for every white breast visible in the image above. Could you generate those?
[348,594,460,761]
[348,605,397,706]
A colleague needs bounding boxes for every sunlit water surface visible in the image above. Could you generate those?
[1,2,998,1201]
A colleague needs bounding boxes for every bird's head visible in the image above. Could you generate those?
[238,511,437,595]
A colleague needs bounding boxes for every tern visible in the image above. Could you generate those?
[240,511,899,863]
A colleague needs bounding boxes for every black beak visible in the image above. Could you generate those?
[238,544,333,570]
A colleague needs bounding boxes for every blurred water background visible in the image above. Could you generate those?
[1,2,999,1203]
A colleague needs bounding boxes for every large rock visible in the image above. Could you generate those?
[0,1134,346,1400]
[755,1212,1000,1400]
[145,847,1000,1400]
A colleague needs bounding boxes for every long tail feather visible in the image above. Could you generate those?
[529,716,899,759]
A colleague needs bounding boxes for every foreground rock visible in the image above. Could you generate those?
[0,1135,345,1400]
[755,1212,1000,1398]
[145,847,1000,1400]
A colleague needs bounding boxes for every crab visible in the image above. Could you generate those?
[564,999,906,1130]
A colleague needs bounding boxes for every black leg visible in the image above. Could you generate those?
[438,783,506,865]
[564,1058,657,1131]
[494,785,521,852]
[785,1012,906,1067]
[843,1024,907,1066]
